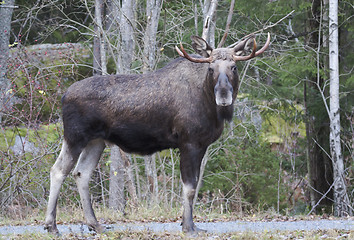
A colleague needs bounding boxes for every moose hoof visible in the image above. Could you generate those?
[183,223,207,235]
[88,224,106,234]
[185,227,207,237]
[44,224,60,235]
[194,226,207,233]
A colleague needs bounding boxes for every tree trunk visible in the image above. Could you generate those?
[105,0,137,211]
[120,149,138,207]
[0,0,15,123]
[119,0,136,73]
[201,0,218,47]
[304,0,333,213]
[142,0,163,72]
[328,0,352,217]
[141,0,162,205]
[95,0,107,75]
[144,154,159,202]
[108,146,126,211]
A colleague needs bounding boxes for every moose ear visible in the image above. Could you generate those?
[191,36,213,57]
[233,35,255,56]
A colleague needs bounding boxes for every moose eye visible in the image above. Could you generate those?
[208,67,214,75]
[231,65,238,73]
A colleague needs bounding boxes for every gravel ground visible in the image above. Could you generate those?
[0,219,353,236]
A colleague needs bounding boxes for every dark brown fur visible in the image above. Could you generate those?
[62,57,235,159]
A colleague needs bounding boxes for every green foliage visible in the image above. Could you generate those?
[260,100,306,141]
[0,124,62,151]
[203,123,287,211]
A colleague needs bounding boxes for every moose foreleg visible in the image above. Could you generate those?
[180,143,207,233]
[72,139,105,233]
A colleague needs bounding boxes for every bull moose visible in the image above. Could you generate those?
[44,33,270,234]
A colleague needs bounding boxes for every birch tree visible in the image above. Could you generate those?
[141,0,163,202]
[94,0,107,75]
[0,0,15,123]
[142,0,163,72]
[328,0,352,217]
[200,0,218,48]
[105,0,137,210]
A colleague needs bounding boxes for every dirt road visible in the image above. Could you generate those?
[1,219,353,236]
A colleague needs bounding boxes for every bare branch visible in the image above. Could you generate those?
[228,10,295,48]
[217,0,235,48]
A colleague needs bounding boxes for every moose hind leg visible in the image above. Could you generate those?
[72,139,105,233]
[45,140,79,234]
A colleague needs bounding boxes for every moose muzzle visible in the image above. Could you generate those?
[214,73,233,106]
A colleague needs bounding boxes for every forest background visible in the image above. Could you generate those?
[0,0,352,222]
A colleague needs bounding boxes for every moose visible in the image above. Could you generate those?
[44,33,270,234]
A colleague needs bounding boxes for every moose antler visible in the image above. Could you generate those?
[175,43,212,63]
[176,32,271,63]
[233,32,271,61]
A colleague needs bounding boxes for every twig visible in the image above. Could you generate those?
[250,10,295,36]
[307,180,335,215]
[0,5,18,8]
[228,10,295,48]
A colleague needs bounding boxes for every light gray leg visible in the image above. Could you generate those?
[182,183,195,231]
[182,183,207,234]
[72,139,105,233]
[45,140,78,234]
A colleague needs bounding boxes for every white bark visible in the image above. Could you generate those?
[105,0,137,210]
[328,0,352,217]
[141,0,162,205]
[200,0,218,47]
[142,0,163,72]
[0,0,15,123]
[95,0,107,75]
[106,0,136,73]
[119,0,136,73]
[144,154,159,201]
[120,149,138,206]
[108,146,125,211]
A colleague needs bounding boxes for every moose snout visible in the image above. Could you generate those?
[214,73,233,106]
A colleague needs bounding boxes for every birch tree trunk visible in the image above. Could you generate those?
[141,0,163,203]
[119,0,136,73]
[108,145,126,211]
[95,0,107,75]
[328,0,352,217]
[106,0,136,73]
[106,0,137,210]
[142,0,163,72]
[0,0,15,123]
[201,0,218,47]
[144,154,159,202]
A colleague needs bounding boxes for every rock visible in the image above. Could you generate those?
[11,135,40,155]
